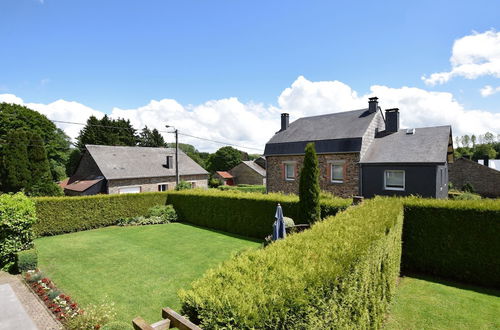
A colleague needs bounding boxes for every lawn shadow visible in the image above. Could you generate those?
[176,222,263,243]
[401,272,500,298]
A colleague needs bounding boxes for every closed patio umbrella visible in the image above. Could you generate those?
[272,203,286,241]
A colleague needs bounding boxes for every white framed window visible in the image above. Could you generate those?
[284,162,295,181]
[330,162,345,183]
[158,184,168,192]
[118,186,141,194]
[384,170,405,191]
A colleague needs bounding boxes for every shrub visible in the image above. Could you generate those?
[0,192,37,270]
[147,204,178,222]
[218,185,266,193]
[117,215,168,226]
[33,192,168,236]
[16,248,38,272]
[179,197,403,328]
[402,198,500,288]
[452,192,481,200]
[65,302,116,330]
[462,182,475,193]
[283,216,295,228]
[175,181,192,191]
[299,143,321,224]
[208,178,222,188]
[167,190,350,238]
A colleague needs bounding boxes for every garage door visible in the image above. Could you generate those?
[118,186,141,194]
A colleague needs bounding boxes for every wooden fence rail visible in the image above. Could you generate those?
[132,307,201,330]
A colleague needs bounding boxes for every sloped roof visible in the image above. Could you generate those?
[242,161,266,177]
[266,108,377,144]
[85,145,208,180]
[216,171,233,179]
[360,126,452,164]
[64,177,104,192]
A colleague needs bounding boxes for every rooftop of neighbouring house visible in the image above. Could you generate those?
[216,171,233,179]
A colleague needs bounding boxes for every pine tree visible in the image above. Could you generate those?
[138,126,166,147]
[298,143,320,224]
[27,132,52,186]
[2,129,31,192]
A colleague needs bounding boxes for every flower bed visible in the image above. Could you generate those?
[25,269,82,323]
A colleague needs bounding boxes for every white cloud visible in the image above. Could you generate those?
[423,30,500,85]
[1,76,499,152]
[480,85,500,97]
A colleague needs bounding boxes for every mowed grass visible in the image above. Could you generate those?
[36,223,260,324]
[386,276,500,329]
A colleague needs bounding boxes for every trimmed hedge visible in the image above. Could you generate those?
[33,192,168,236]
[179,197,404,328]
[402,198,500,288]
[167,190,351,239]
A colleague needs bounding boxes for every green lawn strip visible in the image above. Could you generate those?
[386,276,500,329]
[36,223,260,324]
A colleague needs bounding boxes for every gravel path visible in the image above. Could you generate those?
[0,272,61,330]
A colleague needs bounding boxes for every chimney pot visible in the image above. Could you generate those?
[280,113,290,132]
[368,97,379,113]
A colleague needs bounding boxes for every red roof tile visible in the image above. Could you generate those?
[216,171,233,179]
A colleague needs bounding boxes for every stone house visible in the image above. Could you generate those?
[230,160,266,186]
[63,145,208,195]
[449,158,500,197]
[264,97,454,198]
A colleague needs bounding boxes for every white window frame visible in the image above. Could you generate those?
[384,170,405,191]
[329,161,345,183]
[284,162,296,181]
[118,186,142,194]
[158,183,168,192]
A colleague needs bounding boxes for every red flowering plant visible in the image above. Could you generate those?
[24,270,81,322]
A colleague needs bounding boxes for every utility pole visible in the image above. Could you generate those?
[166,125,180,186]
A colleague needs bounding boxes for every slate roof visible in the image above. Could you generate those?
[242,161,266,177]
[85,145,208,180]
[266,108,377,144]
[360,126,452,164]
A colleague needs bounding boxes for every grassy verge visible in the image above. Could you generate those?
[35,223,260,324]
[386,276,500,329]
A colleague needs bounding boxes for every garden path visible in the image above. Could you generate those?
[0,272,61,330]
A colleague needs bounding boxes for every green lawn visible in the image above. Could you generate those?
[36,223,260,324]
[386,276,500,329]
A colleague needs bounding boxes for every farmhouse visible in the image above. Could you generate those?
[63,145,208,195]
[264,97,453,198]
[229,159,266,186]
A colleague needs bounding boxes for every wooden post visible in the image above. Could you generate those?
[162,308,202,330]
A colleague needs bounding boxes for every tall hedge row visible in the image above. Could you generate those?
[33,192,168,236]
[179,197,404,328]
[166,190,351,239]
[402,198,500,288]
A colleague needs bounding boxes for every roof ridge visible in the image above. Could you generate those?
[295,108,369,121]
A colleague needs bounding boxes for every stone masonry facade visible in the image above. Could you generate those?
[449,158,500,198]
[266,153,360,197]
[107,174,208,194]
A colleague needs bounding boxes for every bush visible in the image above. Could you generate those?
[208,178,222,188]
[179,197,403,328]
[0,192,37,270]
[299,143,321,224]
[16,248,38,272]
[283,216,295,228]
[65,302,116,330]
[218,185,266,193]
[462,182,475,193]
[167,190,350,238]
[33,192,168,236]
[175,180,192,191]
[402,198,500,288]
[147,204,178,222]
[452,192,481,200]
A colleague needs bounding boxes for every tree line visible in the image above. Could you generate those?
[454,132,499,161]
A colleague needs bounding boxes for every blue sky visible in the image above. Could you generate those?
[0,0,499,151]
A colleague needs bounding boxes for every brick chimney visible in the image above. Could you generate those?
[368,97,378,113]
[280,113,289,132]
[385,108,400,133]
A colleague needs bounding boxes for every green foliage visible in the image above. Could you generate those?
[0,103,71,186]
[76,115,137,150]
[168,143,208,169]
[27,132,52,185]
[167,189,350,238]
[217,184,266,193]
[206,146,242,173]
[66,148,82,177]
[208,177,222,188]
[283,216,294,228]
[452,192,481,200]
[473,144,497,160]
[117,215,168,226]
[138,126,166,147]
[402,198,500,288]
[28,181,64,197]
[179,198,404,328]
[299,143,321,224]
[1,129,31,192]
[33,192,168,236]
[101,321,131,330]
[0,192,37,270]
[16,248,38,272]
[462,182,475,193]
[65,302,116,330]
[175,180,192,191]
[147,204,177,222]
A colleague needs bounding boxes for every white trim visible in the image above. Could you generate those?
[118,186,141,194]
[384,170,405,191]
[283,161,296,181]
[329,161,345,183]
[158,183,169,192]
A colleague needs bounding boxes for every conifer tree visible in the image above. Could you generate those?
[27,132,52,186]
[299,143,320,224]
[2,129,31,192]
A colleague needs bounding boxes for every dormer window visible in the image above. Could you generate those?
[165,156,173,169]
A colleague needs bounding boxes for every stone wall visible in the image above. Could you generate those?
[449,158,500,197]
[230,163,265,185]
[266,153,360,197]
[71,152,102,180]
[360,110,385,160]
[108,174,208,194]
